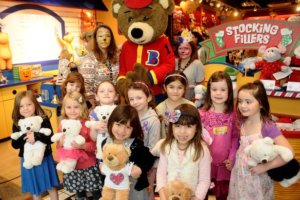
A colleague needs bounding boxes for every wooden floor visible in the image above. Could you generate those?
[0,139,216,200]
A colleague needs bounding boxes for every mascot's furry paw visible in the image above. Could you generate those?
[116,78,132,97]
[134,64,150,84]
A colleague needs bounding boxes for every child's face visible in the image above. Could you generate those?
[96,82,117,105]
[172,123,196,147]
[111,121,133,143]
[20,97,35,118]
[127,89,150,114]
[164,80,185,102]
[64,98,81,119]
[66,82,81,94]
[238,90,261,118]
[210,80,228,105]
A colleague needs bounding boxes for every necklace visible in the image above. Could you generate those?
[106,60,113,81]
[178,58,191,72]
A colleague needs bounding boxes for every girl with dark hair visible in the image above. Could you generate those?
[99,104,155,200]
[156,70,195,138]
[199,71,239,200]
[228,80,294,200]
[156,103,211,200]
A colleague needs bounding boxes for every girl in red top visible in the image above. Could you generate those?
[57,91,102,200]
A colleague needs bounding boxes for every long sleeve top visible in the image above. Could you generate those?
[156,141,211,200]
[118,36,175,95]
[11,117,53,157]
[79,52,119,100]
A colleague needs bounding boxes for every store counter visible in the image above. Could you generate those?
[0,76,52,140]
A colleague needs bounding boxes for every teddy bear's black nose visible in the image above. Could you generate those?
[107,155,113,161]
[26,127,30,131]
[171,197,180,200]
[102,116,107,120]
[131,28,143,39]
[262,159,267,163]
[63,128,66,132]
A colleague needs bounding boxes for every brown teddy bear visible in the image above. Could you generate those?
[165,180,193,200]
[112,0,175,102]
[100,143,133,200]
[0,24,12,70]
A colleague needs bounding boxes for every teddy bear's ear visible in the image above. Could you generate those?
[277,44,286,54]
[112,0,123,18]
[18,119,24,126]
[158,0,175,15]
[263,137,274,145]
[258,45,267,54]
[75,120,82,129]
[35,116,43,124]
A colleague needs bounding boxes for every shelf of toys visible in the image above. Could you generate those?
[203,19,300,198]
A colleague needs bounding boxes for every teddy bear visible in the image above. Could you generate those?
[100,143,133,200]
[51,119,86,173]
[244,137,300,187]
[112,0,175,100]
[194,84,206,108]
[0,23,12,70]
[56,32,75,62]
[165,180,192,200]
[248,44,291,89]
[11,116,51,169]
[85,105,117,159]
[288,44,300,83]
[56,49,72,83]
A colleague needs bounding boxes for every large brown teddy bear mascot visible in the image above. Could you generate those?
[112,0,175,103]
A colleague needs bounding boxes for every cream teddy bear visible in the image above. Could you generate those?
[51,119,86,173]
[85,105,116,159]
[11,116,51,169]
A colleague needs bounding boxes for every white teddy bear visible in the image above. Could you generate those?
[51,119,85,173]
[11,116,51,169]
[245,137,300,187]
[85,105,116,159]
[194,85,206,108]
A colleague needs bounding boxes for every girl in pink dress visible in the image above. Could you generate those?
[228,80,295,200]
[199,71,239,200]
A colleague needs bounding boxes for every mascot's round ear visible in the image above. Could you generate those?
[159,0,175,15]
[112,0,123,18]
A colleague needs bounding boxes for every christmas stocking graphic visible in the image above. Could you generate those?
[215,31,225,48]
[280,28,292,46]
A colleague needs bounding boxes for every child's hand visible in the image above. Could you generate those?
[249,164,268,175]
[58,135,65,147]
[71,141,85,149]
[224,159,233,171]
[130,165,142,179]
[25,132,35,144]
[94,121,107,132]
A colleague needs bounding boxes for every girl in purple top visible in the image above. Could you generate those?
[228,80,295,200]
[199,71,239,200]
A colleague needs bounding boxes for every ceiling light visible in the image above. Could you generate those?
[253,6,257,12]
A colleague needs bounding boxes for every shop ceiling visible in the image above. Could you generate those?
[176,0,300,17]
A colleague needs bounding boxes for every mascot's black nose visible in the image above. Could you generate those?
[262,159,267,163]
[131,28,143,39]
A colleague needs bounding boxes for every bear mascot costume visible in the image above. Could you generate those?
[112,0,175,102]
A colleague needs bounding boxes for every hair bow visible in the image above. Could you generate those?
[168,110,181,123]
[78,96,83,103]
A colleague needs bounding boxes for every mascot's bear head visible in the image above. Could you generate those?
[112,0,174,45]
